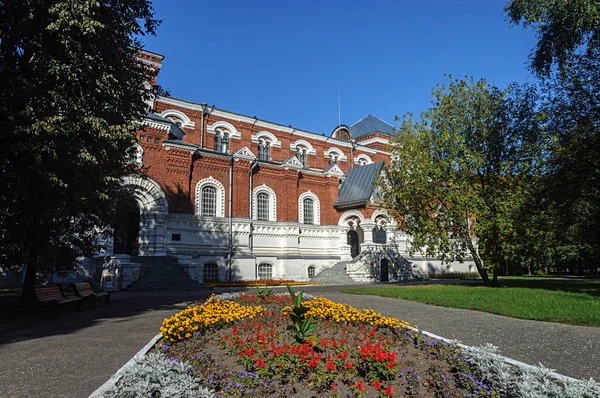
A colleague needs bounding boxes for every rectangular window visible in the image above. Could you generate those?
[303,198,314,224]
[202,187,217,217]
[154,138,160,144]
[171,233,181,241]
[256,193,270,221]
[258,264,272,280]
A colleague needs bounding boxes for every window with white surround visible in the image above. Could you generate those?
[195,177,225,217]
[258,138,271,161]
[252,185,276,221]
[203,263,219,282]
[214,130,230,153]
[295,146,308,168]
[258,263,272,280]
[298,191,320,225]
[355,154,373,166]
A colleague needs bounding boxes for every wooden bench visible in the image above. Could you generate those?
[32,284,82,313]
[71,281,110,307]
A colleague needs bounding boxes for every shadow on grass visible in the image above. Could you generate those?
[475,276,600,297]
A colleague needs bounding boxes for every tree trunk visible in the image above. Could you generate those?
[466,239,491,285]
[491,268,499,287]
[21,263,38,302]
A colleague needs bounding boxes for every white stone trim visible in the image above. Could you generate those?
[324,147,347,161]
[324,164,345,177]
[252,131,281,147]
[371,209,393,224]
[282,155,304,169]
[121,175,168,214]
[357,136,390,146]
[142,118,171,131]
[298,190,320,225]
[159,109,195,129]
[253,184,277,221]
[129,143,144,167]
[338,209,366,226]
[232,146,256,161]
[155,97,391,155]
[195,176,226,217]
[354,154,373,165]
[290,139,316,155]
[207,120,241,140]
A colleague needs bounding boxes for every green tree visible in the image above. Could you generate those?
[0,0,159,300]
[381,77,544,285]
[505,0,600,76]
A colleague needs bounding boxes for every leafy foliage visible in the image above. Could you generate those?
[505,0,600,76]
[286,284,319,344]
[381,76,545,284]
[0,0,159,298]
[103,352,215,398]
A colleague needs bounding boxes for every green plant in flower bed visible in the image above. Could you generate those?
[155,293,501,397]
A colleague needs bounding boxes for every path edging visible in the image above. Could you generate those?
[88,333,163,398]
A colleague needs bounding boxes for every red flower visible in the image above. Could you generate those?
[354,380,365,393]
[372,380,382,391]
[345,361,354,370]
[330,382,337,391]
[320,338,329,348]
[256,357,266,369]
[383,385,396,397]
[326,360,336,371]
[307,357,319,368]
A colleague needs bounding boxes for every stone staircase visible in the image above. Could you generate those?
[310,261,363,285]
[125,256,202,291]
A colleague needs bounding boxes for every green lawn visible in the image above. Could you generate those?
[342,277,600,327]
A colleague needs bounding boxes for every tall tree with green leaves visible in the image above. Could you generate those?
[381,77,544,285]
[505,0,600,76]
[0,0,159,300]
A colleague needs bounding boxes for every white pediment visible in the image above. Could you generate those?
[325,164,345,177]
[282,155,304,169]
[232,146,256,161]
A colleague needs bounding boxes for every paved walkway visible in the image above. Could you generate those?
[0,285,598,398]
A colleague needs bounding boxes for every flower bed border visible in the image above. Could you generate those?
[89,292,582,397]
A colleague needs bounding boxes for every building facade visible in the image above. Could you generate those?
[101,51,474,284]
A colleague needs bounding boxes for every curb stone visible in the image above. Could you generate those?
[88,333,163,398]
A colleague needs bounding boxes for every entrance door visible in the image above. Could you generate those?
[113,198,140,255]
[380,258,389,282]
[347,231,360,258]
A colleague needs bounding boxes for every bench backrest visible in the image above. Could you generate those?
[33,285,65,303]
[73,282,95,297]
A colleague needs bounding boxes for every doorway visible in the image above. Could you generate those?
[380,258,389,282]
[347,230,360,258]
[113,198,140,255]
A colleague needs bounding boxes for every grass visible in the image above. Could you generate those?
[342,277,600,327]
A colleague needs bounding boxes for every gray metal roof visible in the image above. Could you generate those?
[334,161,384,208]
[146,113,185,139]
[350,114,397,139]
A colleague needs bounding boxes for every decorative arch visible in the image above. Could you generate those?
[207,120,241,139]
[298,190,320,225]
[290,139,316,155]
[195,176,226,217]
[129,143,144,167]
[324,147,347,161]
[121,175,168,214]
[337,209,366,226]
[252,184,277,221]
[354,154,373,165]
[253,131,281,147]
[160,109,195,129]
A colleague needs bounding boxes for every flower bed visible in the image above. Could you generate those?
[106,291,600,398]
[206,280,318,287]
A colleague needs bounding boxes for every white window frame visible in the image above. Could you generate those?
[354,154,373,166]
[298,190,320,225]
[257,263,273,280]
[195,176,225,217]
[252,184,276,221]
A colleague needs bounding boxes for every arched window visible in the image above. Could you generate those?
[258,139,271,161]
[258,263,272,280]
[214,130,230,153]
[303,198,314,225]
[355,154,372,166]
[253,185,277,221]
[308,266,316,278]
[256,192,269,221]
[296,146,308,168]
[201,186,217,216]
[329,154,338,165]
[203,263,219,282]
[298,191,320,225]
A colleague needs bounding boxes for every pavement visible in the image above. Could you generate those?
[0,284,598,398]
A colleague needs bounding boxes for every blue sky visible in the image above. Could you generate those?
[143,0,537,134]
